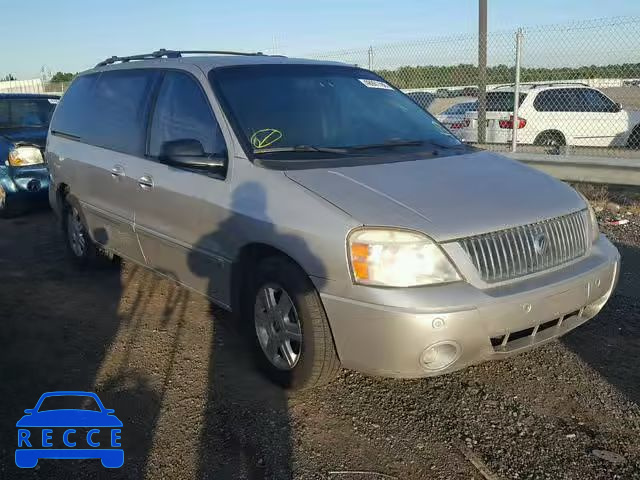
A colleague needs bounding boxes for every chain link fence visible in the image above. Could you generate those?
[2,16,639,159]
[309,16,640,158]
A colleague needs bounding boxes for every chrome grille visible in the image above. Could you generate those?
[460,210,589,283]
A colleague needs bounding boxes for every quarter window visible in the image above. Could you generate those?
[50,74,99,136]
[149,72,226,159]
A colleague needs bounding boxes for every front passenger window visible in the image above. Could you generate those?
[578,89,618,112]
[149,72,226,159]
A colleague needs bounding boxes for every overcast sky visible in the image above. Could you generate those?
[4,0,640,79]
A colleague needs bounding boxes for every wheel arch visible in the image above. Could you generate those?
[534,129,567,145]
[230,242,312,316]
[627,123,640,148]
[52,182,71,220]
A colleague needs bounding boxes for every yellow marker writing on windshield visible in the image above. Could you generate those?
[251,129,283,149]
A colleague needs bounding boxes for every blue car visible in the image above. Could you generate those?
[0,93,58,217]
[15,391,123,468]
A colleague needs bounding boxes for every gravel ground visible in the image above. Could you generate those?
[1,209,639,480]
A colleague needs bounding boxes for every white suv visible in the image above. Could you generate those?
[459,83,640,149]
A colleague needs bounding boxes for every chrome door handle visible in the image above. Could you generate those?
[110,165,125,178]
[138,175,154,190]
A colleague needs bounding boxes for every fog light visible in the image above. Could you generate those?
[420,341,461,371]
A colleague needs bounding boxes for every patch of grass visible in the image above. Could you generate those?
[571,183,640,214]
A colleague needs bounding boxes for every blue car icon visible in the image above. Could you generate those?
[16,391,123,468]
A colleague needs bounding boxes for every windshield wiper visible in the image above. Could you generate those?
[343,139,469,151]
[253,145,352,155]
[345,139,426,151]
[0,125,47,129]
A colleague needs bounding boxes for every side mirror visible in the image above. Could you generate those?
[105,409,115,414]
[159,139,226,171]
[24,409,33,414]
[615,102,623,112]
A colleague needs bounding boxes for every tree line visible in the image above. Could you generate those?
[376,63,640,89]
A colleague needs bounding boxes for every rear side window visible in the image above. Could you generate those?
[52,70,159,155]
[149,71,226,158]
[533,88,581,112]
[91,70,159,155]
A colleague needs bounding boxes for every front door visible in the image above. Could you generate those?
[575,88,629,147]
[132,70,232,306]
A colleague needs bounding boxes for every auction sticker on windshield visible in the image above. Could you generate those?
[251,128,283,149]
[358,79,393,90]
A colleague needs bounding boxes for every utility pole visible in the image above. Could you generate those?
[511,28,523,152]
[478,0,488,145]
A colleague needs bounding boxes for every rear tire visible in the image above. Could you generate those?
[534,130,566,154]
[62,197,115,268]
[246,256,340,391]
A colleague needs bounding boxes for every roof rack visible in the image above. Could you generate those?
[95,49,265,67]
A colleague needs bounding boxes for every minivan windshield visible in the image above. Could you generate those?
[210,64,463,160]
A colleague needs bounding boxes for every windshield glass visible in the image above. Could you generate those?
[486,92,527,111]
[0,98,57,128]
[210,64,461,158]
[442,102,477,115]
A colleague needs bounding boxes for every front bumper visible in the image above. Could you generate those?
[320,235,620,378]
[1,167,50,211]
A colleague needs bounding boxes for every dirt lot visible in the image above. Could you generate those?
[1,208,639,479]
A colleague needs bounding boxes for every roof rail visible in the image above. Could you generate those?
[95,49,265,67]
[493,81,590,89]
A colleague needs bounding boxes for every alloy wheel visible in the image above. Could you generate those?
[254,283,303,370]
[67,207,87,257]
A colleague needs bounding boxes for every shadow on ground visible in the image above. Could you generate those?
[0,180,325,479]
[0,212,171,478]
[563,242,640,406]
[192,182,327,479]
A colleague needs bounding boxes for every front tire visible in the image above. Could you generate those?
[247,256,340,390]
[627,126,640,149]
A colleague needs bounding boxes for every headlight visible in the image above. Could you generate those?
[348,228,462,287]
[577,192,599,243]
[8,146,43,167]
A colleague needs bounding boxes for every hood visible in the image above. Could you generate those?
[285,151,585,242]
[0,127,48,148]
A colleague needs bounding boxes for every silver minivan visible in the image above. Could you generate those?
[47,50,620,390]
